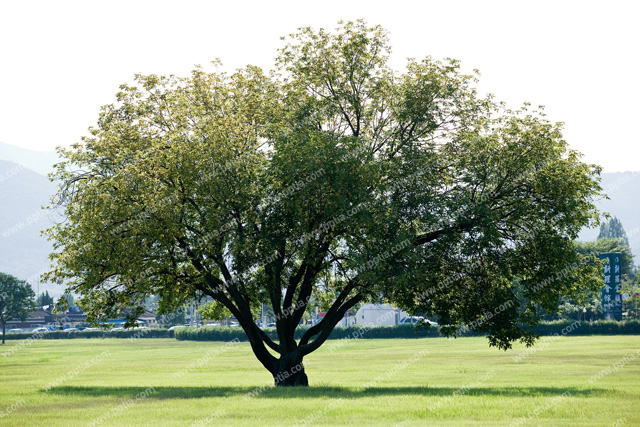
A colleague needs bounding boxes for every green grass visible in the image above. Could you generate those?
[0,336,638,426]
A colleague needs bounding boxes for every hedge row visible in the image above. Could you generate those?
[1,328,174,341]
[173,324,441,342]
[531,320,640,336]
[3,320,640,342]
[174,320,640,342]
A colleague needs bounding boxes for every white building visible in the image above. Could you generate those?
[355,303,407,326]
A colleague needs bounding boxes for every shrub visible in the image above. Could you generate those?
[174,320,640,342]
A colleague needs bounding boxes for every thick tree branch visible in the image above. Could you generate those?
[415,219,475,246]
[298,279,358,347]
[282,255,309,313]
[177,236,276,370]
[299,292,364,356]
[255,326,280,354]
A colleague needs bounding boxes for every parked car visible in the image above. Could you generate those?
[8,328,23,333]
[400,316,421,324]
[168,325,187,331]
[66,328,80,332]
[400,316,438,326]
[32,327,49,333]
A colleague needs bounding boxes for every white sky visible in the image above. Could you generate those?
[0,0,638,172]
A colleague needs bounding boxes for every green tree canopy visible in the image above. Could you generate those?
[598,217,629,246]
[45,21,604,386]
[0,272,35,344]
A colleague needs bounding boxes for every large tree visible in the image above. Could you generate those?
[45,21,604,386]
[0,272,35,344]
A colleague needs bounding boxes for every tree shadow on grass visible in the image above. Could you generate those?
[44,385,618,400]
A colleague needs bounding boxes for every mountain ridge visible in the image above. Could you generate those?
[0,141,60,176]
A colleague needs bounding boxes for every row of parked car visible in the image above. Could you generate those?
[167,321,243,331]
[6,326,100,333]
[5,326,152,333]
[7,318,436,334]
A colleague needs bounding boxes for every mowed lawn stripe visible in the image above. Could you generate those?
[0,336,637,426]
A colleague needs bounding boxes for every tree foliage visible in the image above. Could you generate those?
[45,20,604,386]
[0,272,35,344]
[199,300,233,322]
[618,280,640,319]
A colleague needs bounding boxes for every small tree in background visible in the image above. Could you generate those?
[0,272,35,344]
[155,305,187,326]
[199,301,233,324]
[598,217,630,246]
[36,290,55,307]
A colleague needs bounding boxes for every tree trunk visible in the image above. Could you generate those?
[273,354,309,387]
[2,321,5,345]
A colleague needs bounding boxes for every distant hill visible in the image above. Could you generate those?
[0,141,59,176]
[1,143,639,298]
[0,160,65,297]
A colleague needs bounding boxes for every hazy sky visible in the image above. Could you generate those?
[1,0,638,172]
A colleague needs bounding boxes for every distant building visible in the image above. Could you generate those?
[101,310,158,327]
[355,303,405,326]
[6,307,158,331]
[6,308,87,330]
[136,311,158,327]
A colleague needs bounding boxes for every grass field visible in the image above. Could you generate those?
[0,335,638,426]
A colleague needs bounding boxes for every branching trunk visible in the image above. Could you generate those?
[267,289,363,386]
[272,352,309,387]
[192,238,362,387]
